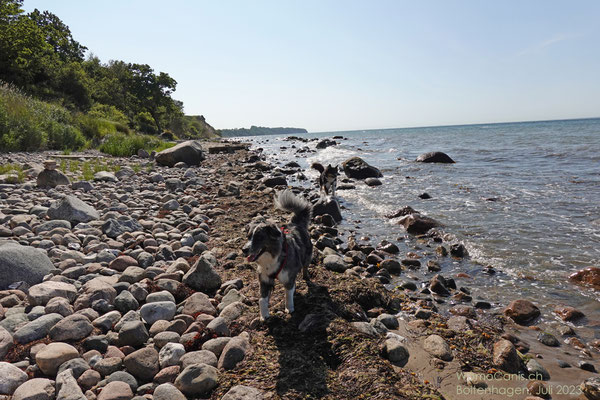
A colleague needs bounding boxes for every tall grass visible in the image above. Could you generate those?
[99,133,174,157]
[0,82,87,151]
[0,81,177,155]
[0,164,25,183]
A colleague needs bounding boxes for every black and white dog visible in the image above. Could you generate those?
[242,190,313,321]
[311,162,339,198]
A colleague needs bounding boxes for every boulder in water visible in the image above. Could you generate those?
[416,151,455,163]
[569,267,600,289]
[312,197,342,223]
[398,214,441,235]
[504,299,540,324]
[341,157,383,180]
[0,242,53,289]
[156,140,205,167]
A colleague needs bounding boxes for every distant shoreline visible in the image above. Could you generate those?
[309,116,600,135]
[220,126,307,137]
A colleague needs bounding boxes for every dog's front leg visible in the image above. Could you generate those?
[259,278,274,321]
[284,282,295,314]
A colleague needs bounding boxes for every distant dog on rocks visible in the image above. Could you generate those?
[242,190,313,321]
[311,162,339,198]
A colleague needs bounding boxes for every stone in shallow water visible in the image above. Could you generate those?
[537,332,560,347]
[423,334,453,361]
[342,157,383,179]
[503,299,540,324]
[416,151,455,163]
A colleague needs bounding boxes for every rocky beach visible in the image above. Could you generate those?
[0,138,598,400]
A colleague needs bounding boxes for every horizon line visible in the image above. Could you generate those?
[306,116,600,135]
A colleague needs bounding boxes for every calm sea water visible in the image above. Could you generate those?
[241,118,600,337]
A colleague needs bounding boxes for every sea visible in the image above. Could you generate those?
[237,118,600,339]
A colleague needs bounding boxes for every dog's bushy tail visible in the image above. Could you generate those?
[275,189,312,228]
[311,162,324,173]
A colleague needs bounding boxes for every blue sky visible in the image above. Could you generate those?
[23,0,600,132]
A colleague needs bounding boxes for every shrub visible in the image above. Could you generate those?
[0,82,87,152]
[87,104,129,125]
[46,121,87,151]
[75,114,117,141]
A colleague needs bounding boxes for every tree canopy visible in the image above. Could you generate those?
[0,0,207,138]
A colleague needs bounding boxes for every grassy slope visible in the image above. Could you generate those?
[0,82,218,156]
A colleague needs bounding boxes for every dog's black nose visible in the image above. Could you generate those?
[241,242,250,256]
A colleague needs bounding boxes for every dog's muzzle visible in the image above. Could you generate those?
[242,242,264,262]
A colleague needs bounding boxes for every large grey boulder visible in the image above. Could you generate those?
[102,216,143,239]
[37,169,70,187]
[14,313,63,344]
[341,157,383,180]
[312,197,342,222]
[12,378,55,400]
[218,332,249,370]
[28,281,77,306]
[0,362,28,395]
[56,368,86,400]
[182,253,222,293]
[174,363,218,396]
[47,195,99,224]
[156,140,205,167]
[0,242,54,289]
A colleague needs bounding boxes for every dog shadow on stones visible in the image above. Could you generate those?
[266,280,340,398]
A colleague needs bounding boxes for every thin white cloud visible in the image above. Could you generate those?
[516,32,584,57]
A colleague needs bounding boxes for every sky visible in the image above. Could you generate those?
[22,0,600,132]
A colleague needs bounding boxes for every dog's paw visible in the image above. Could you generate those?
[285,307,294,314]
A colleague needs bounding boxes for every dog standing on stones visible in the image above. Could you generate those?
[311,162,339,198]
[242,190,313,321]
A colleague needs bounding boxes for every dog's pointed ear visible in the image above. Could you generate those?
[266,225,282,238]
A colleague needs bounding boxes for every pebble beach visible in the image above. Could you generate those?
[0,139,598,400]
